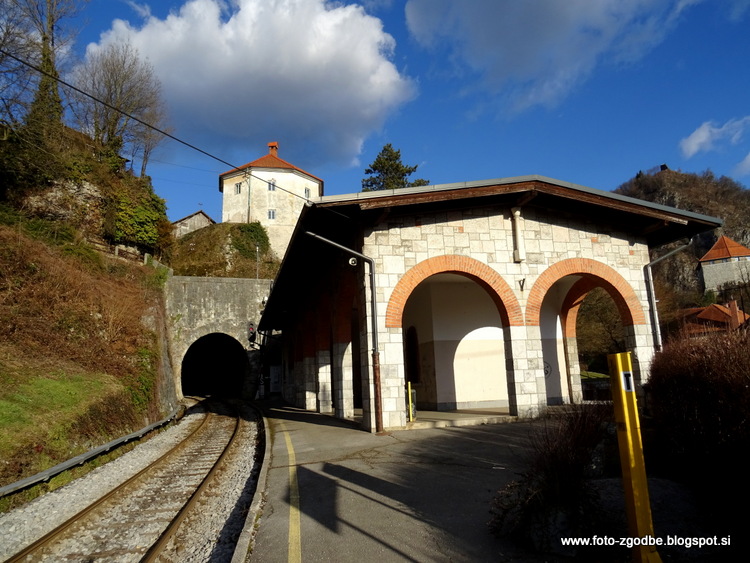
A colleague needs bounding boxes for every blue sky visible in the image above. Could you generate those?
[71,0,750,222]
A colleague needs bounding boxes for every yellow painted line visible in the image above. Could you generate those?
[278,421,301,563]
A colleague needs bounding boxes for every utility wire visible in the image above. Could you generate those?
[0,46,325,208]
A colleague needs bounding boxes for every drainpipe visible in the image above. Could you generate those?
[304,231,383,433]
[511,207,526,262]
[644,238,694,351]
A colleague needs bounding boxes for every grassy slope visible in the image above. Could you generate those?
[0,209,168,504]
[170,222,280,278]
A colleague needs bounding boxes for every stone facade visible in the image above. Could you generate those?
[164,276,272,397]
[368,205,653,429]
[702,258,750,292]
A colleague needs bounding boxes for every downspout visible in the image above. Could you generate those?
[511,207,526,262]
[304,231,383,433]
[644,238,694,351]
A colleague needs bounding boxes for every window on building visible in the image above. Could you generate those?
[304,187,310,199]
[235,182,242,194]
[268,209,276,220]
[268,179,276,191]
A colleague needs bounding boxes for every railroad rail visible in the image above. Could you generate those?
[5,398,245,562]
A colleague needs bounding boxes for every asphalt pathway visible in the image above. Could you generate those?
[250,404,541,562]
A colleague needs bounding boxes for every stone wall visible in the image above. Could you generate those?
[365,203,654,430]
[702,258,750,292]
[164,276,272,396]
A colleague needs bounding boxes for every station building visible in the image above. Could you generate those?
[258,175,722,432]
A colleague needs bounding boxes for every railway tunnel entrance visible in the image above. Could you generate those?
[181,333,250,398]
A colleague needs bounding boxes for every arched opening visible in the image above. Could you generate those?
[181,333,250,398]
[539,277,578,405]
[527,258,649,405]
[539,274,635,405]
[402,273,509,411]
[576,287,626,374]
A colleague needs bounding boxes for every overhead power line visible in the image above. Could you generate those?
[0,46,319,207]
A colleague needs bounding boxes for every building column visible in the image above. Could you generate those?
[332,341,354,419]
[316,348,333,413]
[508,325,547,418]
[563,335,583,402]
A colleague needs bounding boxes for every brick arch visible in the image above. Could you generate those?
[385,255,524,328]
[526,258,646,327]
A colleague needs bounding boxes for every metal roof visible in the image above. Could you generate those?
[315,174,722,226]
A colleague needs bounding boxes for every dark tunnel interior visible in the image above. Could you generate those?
[181,333,248,397]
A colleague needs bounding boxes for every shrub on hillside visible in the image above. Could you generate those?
[646,329,750,532]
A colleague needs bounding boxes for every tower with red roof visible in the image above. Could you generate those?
[219,142,323,259]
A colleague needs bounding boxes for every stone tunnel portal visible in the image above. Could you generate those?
[181,333,249,398]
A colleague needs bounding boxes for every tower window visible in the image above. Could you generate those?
[268,209,276,220]
[304,187,310,199]
[235,182,242,194]
[268,180,276,191]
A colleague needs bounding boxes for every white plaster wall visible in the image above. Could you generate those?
[540,282,575,405]
[221,168,322,259]
[403,274,508,409]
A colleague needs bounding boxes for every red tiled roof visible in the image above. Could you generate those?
[220,153,323,184]
[699,235,750,262]
[696,303,734,322]
[677,303,749,334]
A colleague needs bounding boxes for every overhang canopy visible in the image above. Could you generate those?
[259,175,723,331]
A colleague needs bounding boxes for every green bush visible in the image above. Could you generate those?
[232,222,270,257]
[105,189,167,251]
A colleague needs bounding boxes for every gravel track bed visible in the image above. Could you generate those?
[0,400,261,562]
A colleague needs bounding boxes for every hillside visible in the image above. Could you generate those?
[1,126,173,258]
[170,222,280,279]
[0,206,174,507]
[615,168,750,329]
[617,169,750,250]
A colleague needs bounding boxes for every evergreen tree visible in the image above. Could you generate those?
[25,30,63,142]
[361,143,429,192]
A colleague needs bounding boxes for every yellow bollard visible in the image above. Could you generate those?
[608,352,662,563]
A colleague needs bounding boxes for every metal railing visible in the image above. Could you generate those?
[0,407,183,498]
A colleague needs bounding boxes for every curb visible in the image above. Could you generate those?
[231,408,273,563]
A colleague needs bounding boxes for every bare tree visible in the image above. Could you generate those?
[0,0,36,123]
[70,41,169,176]
[130,88,171,177]
[10,0,87,131]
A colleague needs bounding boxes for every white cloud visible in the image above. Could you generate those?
[124,1,152,19]
[84,0,415,168]
[734,151,750,177]
[680,117,750,158]
[404,0,699,112]
[729,0,750,21]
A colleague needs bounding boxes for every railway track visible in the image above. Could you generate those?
[5,398,250,562]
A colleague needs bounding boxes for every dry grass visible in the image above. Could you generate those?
[0,221,165,493]
[169,223,280,278]
[489,403,615,550]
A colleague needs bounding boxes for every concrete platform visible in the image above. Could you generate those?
[247,401,543,562]
[338,407,516,432]
[405,408,516,429]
